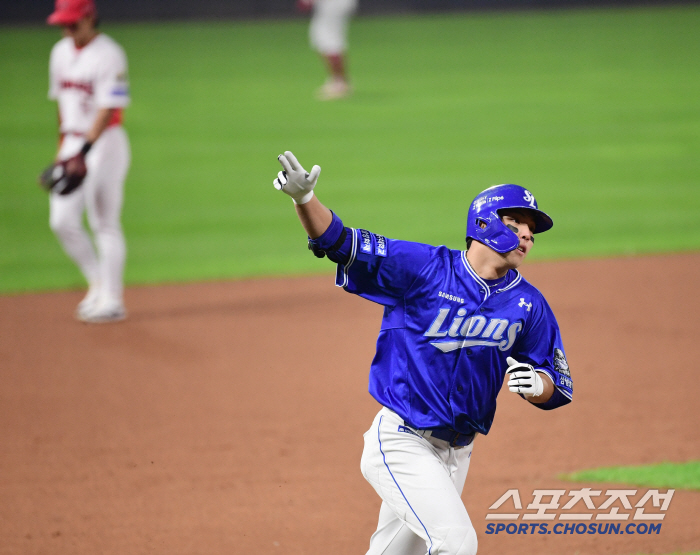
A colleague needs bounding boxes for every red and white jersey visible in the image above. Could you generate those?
[49,33,130,135]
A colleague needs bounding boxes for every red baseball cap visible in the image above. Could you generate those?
[47,0,96,25]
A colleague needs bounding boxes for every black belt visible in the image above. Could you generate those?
[403,421,476,448]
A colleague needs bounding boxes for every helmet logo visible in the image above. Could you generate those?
[523,190,536,208]
[473,197,487,211]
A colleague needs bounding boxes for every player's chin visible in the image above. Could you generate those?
[504,247,528,268]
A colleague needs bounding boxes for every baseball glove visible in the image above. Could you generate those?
[38,153,87,196]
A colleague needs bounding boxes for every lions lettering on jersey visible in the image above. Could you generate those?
[425,308,521,353]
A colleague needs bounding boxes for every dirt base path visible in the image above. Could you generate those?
[1,253,699,554]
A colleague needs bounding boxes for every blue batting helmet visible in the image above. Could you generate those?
[466,184,553,253]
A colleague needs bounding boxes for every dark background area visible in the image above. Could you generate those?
[3,0,699,24]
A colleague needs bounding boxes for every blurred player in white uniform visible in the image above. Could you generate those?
[46,0,131,323]
[298,0,357,100]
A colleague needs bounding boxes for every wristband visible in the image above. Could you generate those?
[292,190,314,205]
[80,141,93,156]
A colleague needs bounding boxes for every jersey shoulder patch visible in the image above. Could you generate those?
[357,229,388,257]
[553,348,570,377]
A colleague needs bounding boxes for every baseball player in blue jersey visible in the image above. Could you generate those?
[273,151,573,555]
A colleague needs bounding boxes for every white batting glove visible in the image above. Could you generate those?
[273,151,321,205]
[506,356,544,398]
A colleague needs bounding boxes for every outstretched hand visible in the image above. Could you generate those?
[274,151,321,205]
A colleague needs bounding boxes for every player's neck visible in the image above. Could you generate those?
[72,29,98,49]
[466,242,516,280]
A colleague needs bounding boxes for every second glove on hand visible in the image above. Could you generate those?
[274,150,321,205]
[506,356,545,398]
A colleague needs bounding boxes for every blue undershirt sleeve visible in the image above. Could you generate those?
[531,386,569,410]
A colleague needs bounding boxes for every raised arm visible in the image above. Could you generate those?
[274,151,332,239]
[295,195,333,239]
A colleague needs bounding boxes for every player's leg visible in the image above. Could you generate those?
[365,501,426,555]
[84,126,130,320]
[361,408,478,555]
[49,186,101,313]
[363,431,475,555]
[309,0,356,99]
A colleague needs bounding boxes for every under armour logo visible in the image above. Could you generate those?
[518,298,532,312]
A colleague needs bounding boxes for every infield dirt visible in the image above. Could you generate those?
[1,253,698,554]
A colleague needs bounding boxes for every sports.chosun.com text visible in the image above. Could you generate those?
[486,522,662,535]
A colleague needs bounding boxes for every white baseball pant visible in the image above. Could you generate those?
[361,407,478,555]
[49,125,130,307]
[309,0,358,55]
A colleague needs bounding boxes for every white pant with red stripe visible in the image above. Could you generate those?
[49,125,130,308]
[361,407,478,555]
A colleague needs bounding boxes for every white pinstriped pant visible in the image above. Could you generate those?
[360,407,478,555]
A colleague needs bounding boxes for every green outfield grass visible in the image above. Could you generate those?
[1,6,699,293]
[563,461,700,490]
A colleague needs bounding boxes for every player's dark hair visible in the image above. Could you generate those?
[466,238,473,250]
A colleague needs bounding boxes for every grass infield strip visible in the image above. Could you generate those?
[2,6,699,293]
[562,461,700,491]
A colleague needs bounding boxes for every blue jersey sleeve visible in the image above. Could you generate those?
[511,294,573,410]
[305,212,434,306]
[306,211,349,262]
[335,228,435,307]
